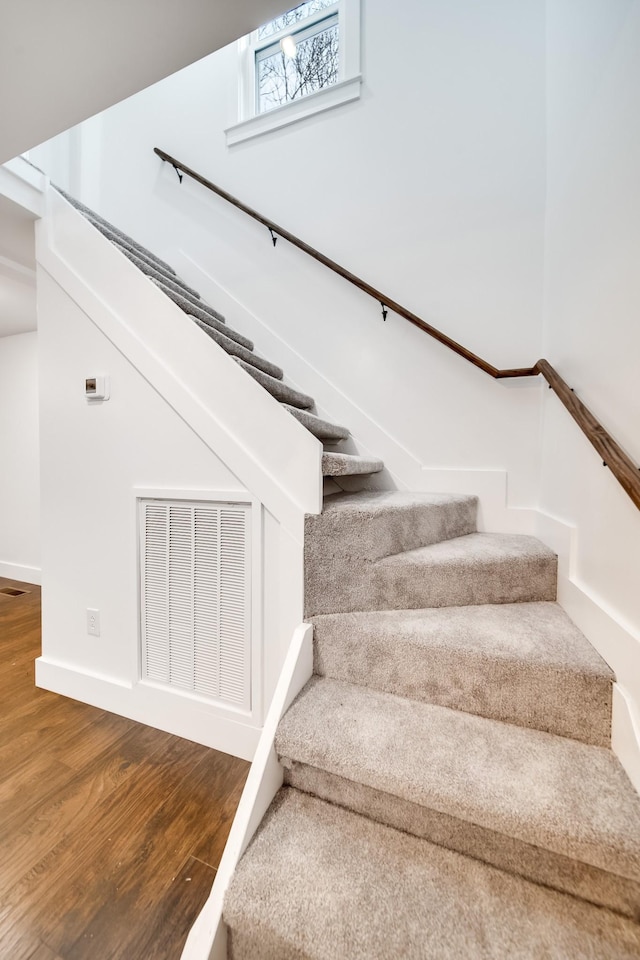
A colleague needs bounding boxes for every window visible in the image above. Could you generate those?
[226,0,361,145]
[255,0,339,114]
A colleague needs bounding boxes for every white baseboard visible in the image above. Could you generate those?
[418,469,536,534]
[0,561,41,585]
[534,510,640,792]
[612,685,640,795]
[35,657,261,761]
[180,622,314,960]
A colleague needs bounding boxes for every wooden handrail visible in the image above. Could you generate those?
[154,147,640,512]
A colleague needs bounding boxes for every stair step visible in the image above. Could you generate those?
[192,318,283,380]
[151,281,264,355]
[304,492,482,617]
[321,452,384,477]
[234,358,314,410]
[306,490,478,558]
[367,532,557,612]
[224,788,640,959]
[312,601,613,745]
[114,242,202,300]
[283,405,350,442]
[55,186,178,277]
[89,220,183,289]
[276,677,640,917]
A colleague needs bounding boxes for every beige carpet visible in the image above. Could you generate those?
[225,789,640,959]
[225,490,640,956]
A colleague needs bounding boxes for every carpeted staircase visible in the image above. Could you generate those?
[57,187,383,484]
[59,189,640,956]
[222,498,640,957]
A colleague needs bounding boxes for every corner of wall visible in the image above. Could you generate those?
[534,510,640,791]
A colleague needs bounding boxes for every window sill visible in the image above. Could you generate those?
[225,74,362,146]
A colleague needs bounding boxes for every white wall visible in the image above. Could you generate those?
[34,0,548,527]
[542,0,640,770]
[0,332,40,582]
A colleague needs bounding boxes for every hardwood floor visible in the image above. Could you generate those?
[0,578,249,960]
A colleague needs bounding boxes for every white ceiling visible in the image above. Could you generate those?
[0,0,286,164]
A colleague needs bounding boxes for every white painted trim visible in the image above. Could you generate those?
[180,621,313,960]
[35,656,261,760]
[0,157,46,216]
[534,510,640,791]
[36,187,323,539]
[0,254,36,283]
[0,561,41,585]
[226,75,361,145]
[133,486,256,504]
[612,685,640,795]
[418,469,537,535]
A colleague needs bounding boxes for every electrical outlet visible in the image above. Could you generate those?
[87,608,100,637]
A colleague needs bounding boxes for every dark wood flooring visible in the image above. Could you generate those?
[0,578,249,960]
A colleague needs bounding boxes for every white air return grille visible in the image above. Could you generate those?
[140,499,251,709]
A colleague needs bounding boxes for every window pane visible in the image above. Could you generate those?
[258,0,337,40]
[257,22,339,113]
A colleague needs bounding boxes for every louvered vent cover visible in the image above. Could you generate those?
[140,499,251,709]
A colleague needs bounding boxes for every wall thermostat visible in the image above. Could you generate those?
[85,376,110,401]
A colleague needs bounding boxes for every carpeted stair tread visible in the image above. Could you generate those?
[151,281,264,353]
[223,787,640,960]
[234,359,315,409]
[114,242,203,301]
[276,677,640,886]
[312,601,613,745]
[55,187,178,277]
[321,452,384,477]
[192,318,283,379]
[306,490,478,560]
[304,491,481,616]
[86,220,186,291]
[369,531,557,610]
[283,405,350,441]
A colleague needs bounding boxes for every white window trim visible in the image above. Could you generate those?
[226,0,361,146]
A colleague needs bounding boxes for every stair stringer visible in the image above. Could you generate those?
[36,186,323,534]
[180,622,313,960]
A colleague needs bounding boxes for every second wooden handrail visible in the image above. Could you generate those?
[154,146,640,512]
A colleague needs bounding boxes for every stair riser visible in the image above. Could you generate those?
[112,239,193,292]
[380,554,558,609]
[306,553,557,616]
[305,498,478,617]
[118,245,202,301]
[306,497,478,563]
[321,453,383,477]
[285,405,349,442]
[312,629,611,746]
[236,359,314,410]
[283,764,640,921]
[156,283,264,353]
[228,929,293,960]
[373,555,558,610]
